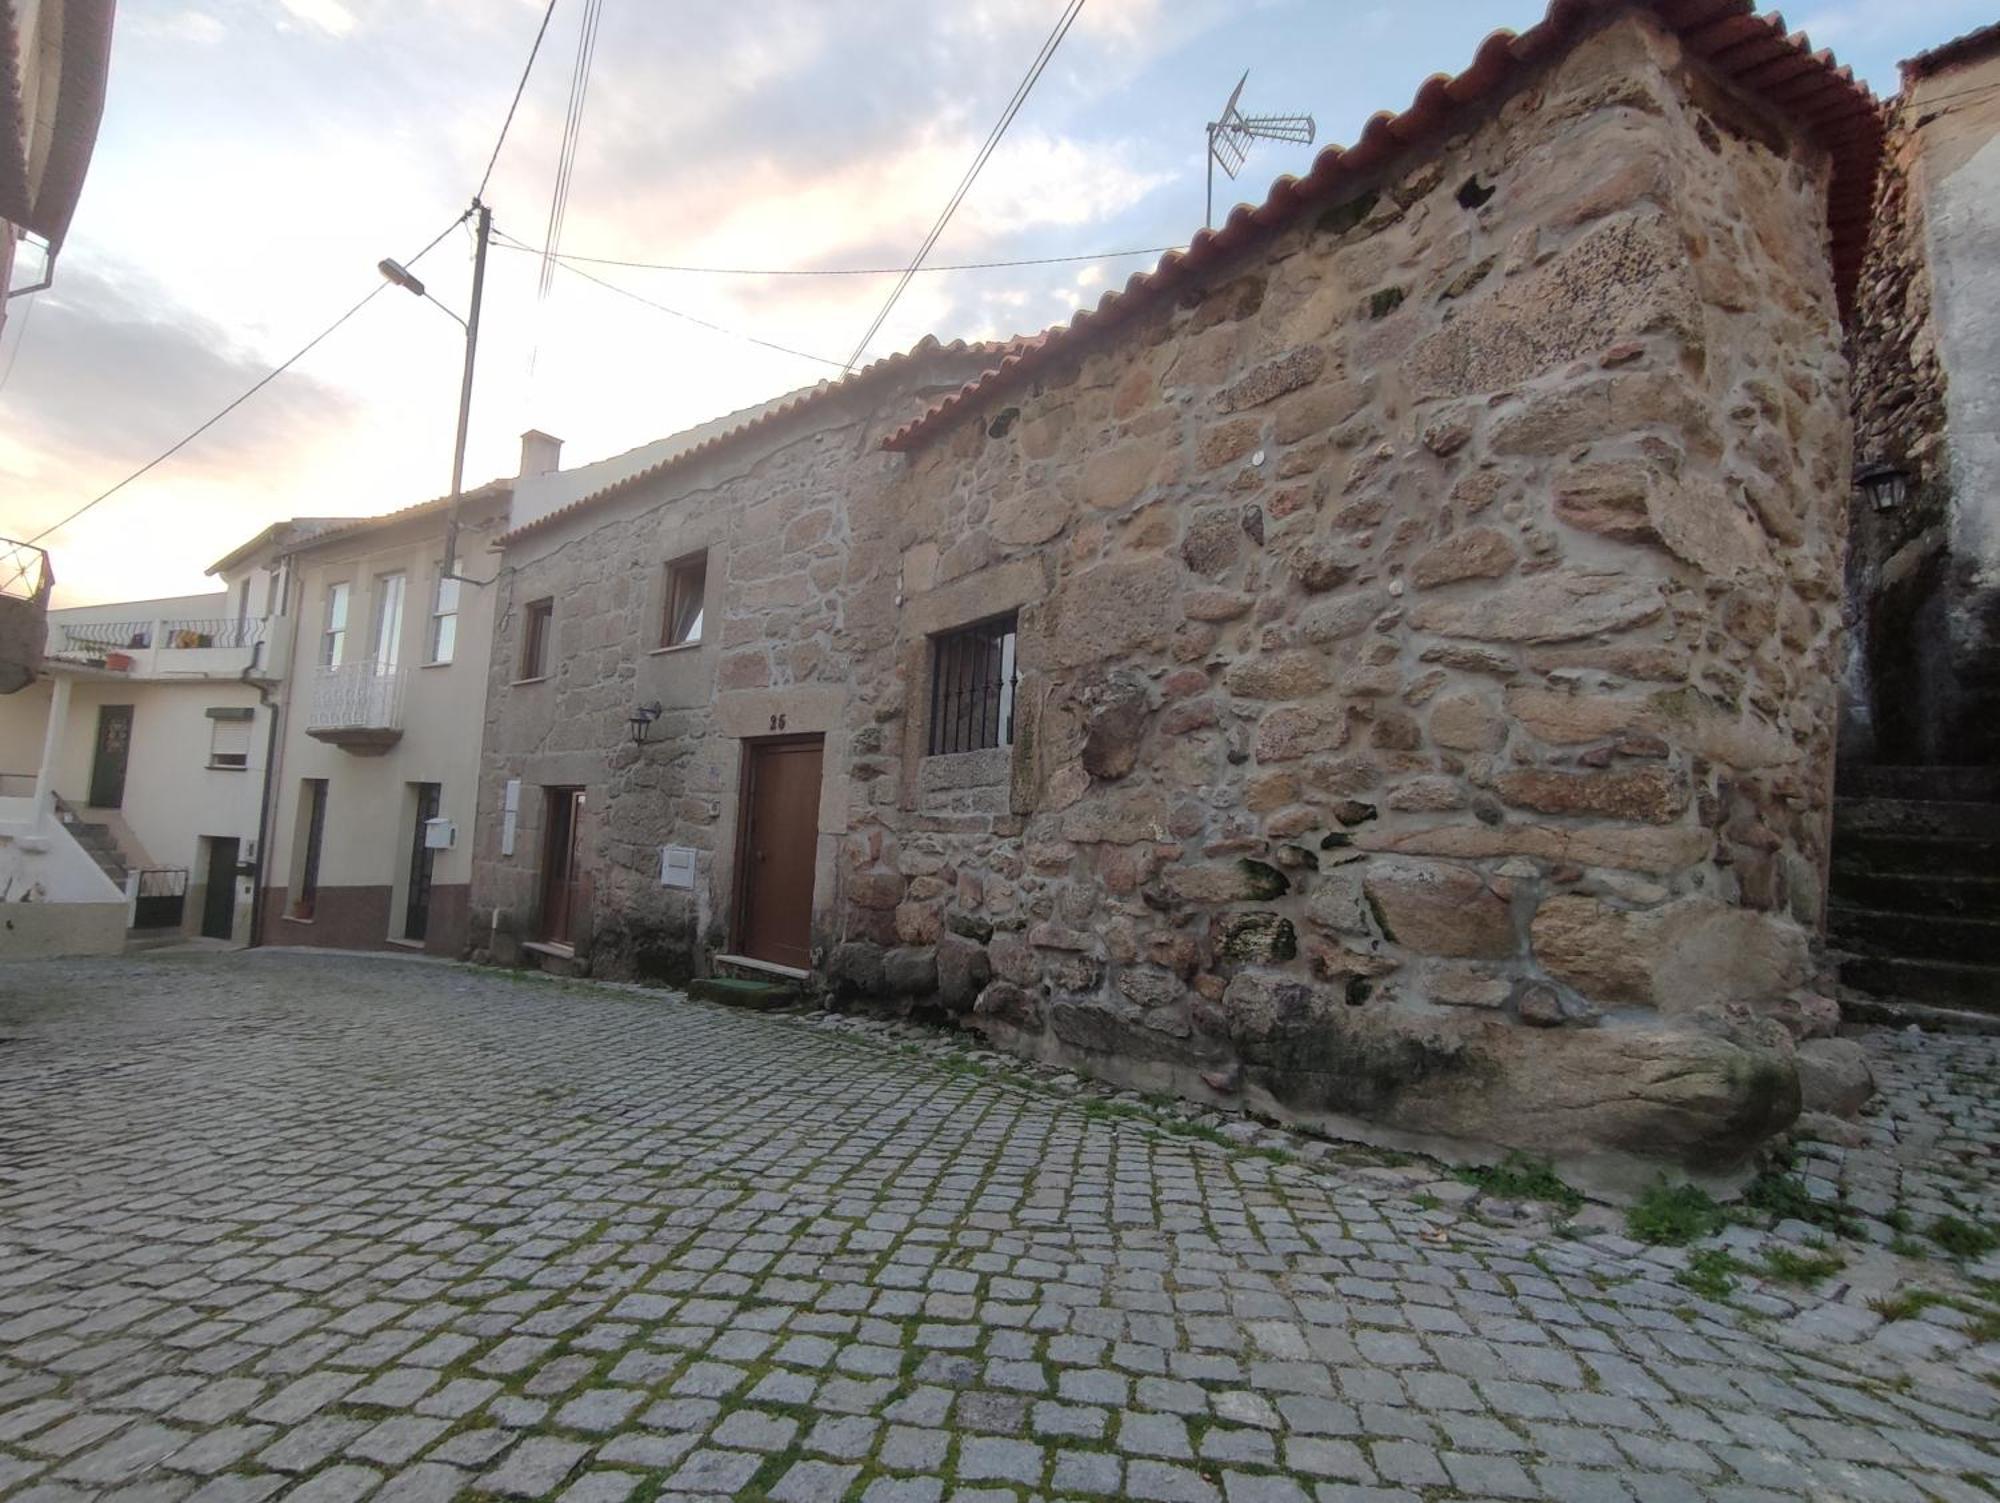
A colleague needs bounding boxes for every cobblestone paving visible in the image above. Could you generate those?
[0,954,1995,1503]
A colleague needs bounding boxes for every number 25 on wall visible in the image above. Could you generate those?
[768,713,787,732]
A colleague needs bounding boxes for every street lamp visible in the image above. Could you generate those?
[1855,459,1912,513]
[379,200,491,582]
[628,701,663,745]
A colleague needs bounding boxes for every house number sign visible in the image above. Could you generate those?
[768,713,788,732]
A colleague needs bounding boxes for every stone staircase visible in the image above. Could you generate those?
[1828,766,2000,1025]
[54,797,133,889]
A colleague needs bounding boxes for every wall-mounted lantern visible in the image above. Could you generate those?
[1855,459,1912,513]
[628,701,663,745]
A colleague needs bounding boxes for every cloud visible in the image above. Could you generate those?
[278,0,357,39]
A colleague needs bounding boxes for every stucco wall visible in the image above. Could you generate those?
[261,505,501,956]
[0,804,125,959]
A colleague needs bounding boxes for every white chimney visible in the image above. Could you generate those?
[519,430,563,477]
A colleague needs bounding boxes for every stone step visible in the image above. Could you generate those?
[686,976,798,1011]
[1832,797,2000,840]
[1837,954,2000,1017]
[1836,765,2000,803]
[1828,903,2000,965]
[1826,867,2000,918]
[1830,831,2000,879]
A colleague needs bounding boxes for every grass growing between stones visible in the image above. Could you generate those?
[1675,1248,1747,1300]
[1927,1215,1999,1260]
[1739,1171,1863,1238]
[1626,1180,1727,1246]
[1454,1153,1584,1212]
[1868,1287,2000,1341]
[1759,1243,1847,1286]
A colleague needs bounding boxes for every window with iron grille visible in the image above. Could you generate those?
[928,613,1018,756]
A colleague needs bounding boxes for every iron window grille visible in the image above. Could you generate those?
[928,613,1019,756]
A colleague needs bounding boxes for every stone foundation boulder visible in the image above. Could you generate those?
[1217,971,1797,1169]
[1794,1037,1875,1119]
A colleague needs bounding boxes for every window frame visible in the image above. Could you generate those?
[518,597,554,681]
[206,707,254,771]
[659,552,707,650]
[292,778,328,919]
[321,582,350,668]
[427,564,461,666]
[926,611,1019,757]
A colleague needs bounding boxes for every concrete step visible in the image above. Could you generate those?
[1834,798,2000,840]
[1828,904,2000,965]
[1838,954,2000,1016]
[687,976,799,1012]
[1836,765,2000,803]
[1826,867,2000,918]
[1830,831,2000,879]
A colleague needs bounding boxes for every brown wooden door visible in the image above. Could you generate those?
[737,738,822,969]
[540,787,586,947]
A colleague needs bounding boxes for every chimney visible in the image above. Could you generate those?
[519,430,563,478]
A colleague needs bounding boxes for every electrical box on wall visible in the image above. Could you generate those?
[660,845,695,889]
[423,817,457,850]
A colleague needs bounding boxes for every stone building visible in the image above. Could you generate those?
[1843,24,2000,766]
[473,1,1882,1178]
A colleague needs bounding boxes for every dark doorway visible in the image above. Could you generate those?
[405,783,441,942]
[735,737,823,970]
[201,838,239,940]
[539,787,586,948]
[89,704,133,808]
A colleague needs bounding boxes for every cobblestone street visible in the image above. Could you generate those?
[0,953,1994,1503]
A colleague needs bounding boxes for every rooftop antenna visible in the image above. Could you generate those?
[1206,70,1315,229]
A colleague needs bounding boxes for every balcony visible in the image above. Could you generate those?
[0,538,53,694]
[50,616,269,680]
[305,660,406,754]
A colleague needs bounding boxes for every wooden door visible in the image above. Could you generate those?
[89,704,133,808]
[404,783,440,941]
[539,787,586,947]
[736,738,822,970]
[201,838,239,940]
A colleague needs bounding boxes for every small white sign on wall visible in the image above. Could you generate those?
[660,845,696,889]
[501,778,521,857]
[423,817,457,850]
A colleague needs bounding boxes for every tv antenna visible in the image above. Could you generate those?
[1205,70,1315,229]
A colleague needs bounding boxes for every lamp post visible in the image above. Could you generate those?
[1855,459,1912,513]
[380,199,491,582]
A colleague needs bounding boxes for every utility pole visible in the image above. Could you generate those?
[443,200,491,582]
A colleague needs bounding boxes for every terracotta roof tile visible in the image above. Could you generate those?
[496,335,1036,547]
[1903,22,2000,80]
[884,0,1882,454]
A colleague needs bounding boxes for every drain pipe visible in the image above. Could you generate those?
[241,638,283,948]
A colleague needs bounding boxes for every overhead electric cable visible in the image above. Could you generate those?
[842,0,1088,371]
[536,0,604,305]
[27,213,469,546]
[477,0,562,202]
[487,237,1181,276]
[522,238,855,370]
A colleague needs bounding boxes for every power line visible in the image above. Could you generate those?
[506,229,854,370]
[843,0,1088,370]
[487,239,1180,277]
[26,214,469,547]
[536,0,604,305]
[477,0,562,202]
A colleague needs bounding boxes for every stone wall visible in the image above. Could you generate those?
[852,13,1851,1176]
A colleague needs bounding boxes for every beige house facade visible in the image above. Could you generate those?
[255,487,509,957]
[469,2,1881,1178]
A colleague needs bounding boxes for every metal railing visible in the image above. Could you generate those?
[59,620,154,652]
[307,660,406,732]
[0,539,52,605]
[160,618,267,648]
[59,617,268,655]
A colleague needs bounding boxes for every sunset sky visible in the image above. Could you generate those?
[2,0,1983,606]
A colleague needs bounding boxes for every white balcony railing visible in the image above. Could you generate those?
[307,660,406,733]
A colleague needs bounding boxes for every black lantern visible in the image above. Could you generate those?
[1855,459,1911,513]
[628,701,663,745]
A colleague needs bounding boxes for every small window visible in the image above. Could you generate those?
[429,565,460,664]
[520,598,554,680]
[928,612,1018,756]
[321,582,350,668]
[661,553,706,648]
[207,707,254,769]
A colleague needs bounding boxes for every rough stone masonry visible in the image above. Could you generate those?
[475,7,1876,1182]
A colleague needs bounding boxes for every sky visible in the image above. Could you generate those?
[0,0,1988,606]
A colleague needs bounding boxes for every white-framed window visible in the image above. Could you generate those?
[661,553,706,648]
[372,572,406,672]
[207,707,254,770]
[321,582,350,667]
[429,564,460,664]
